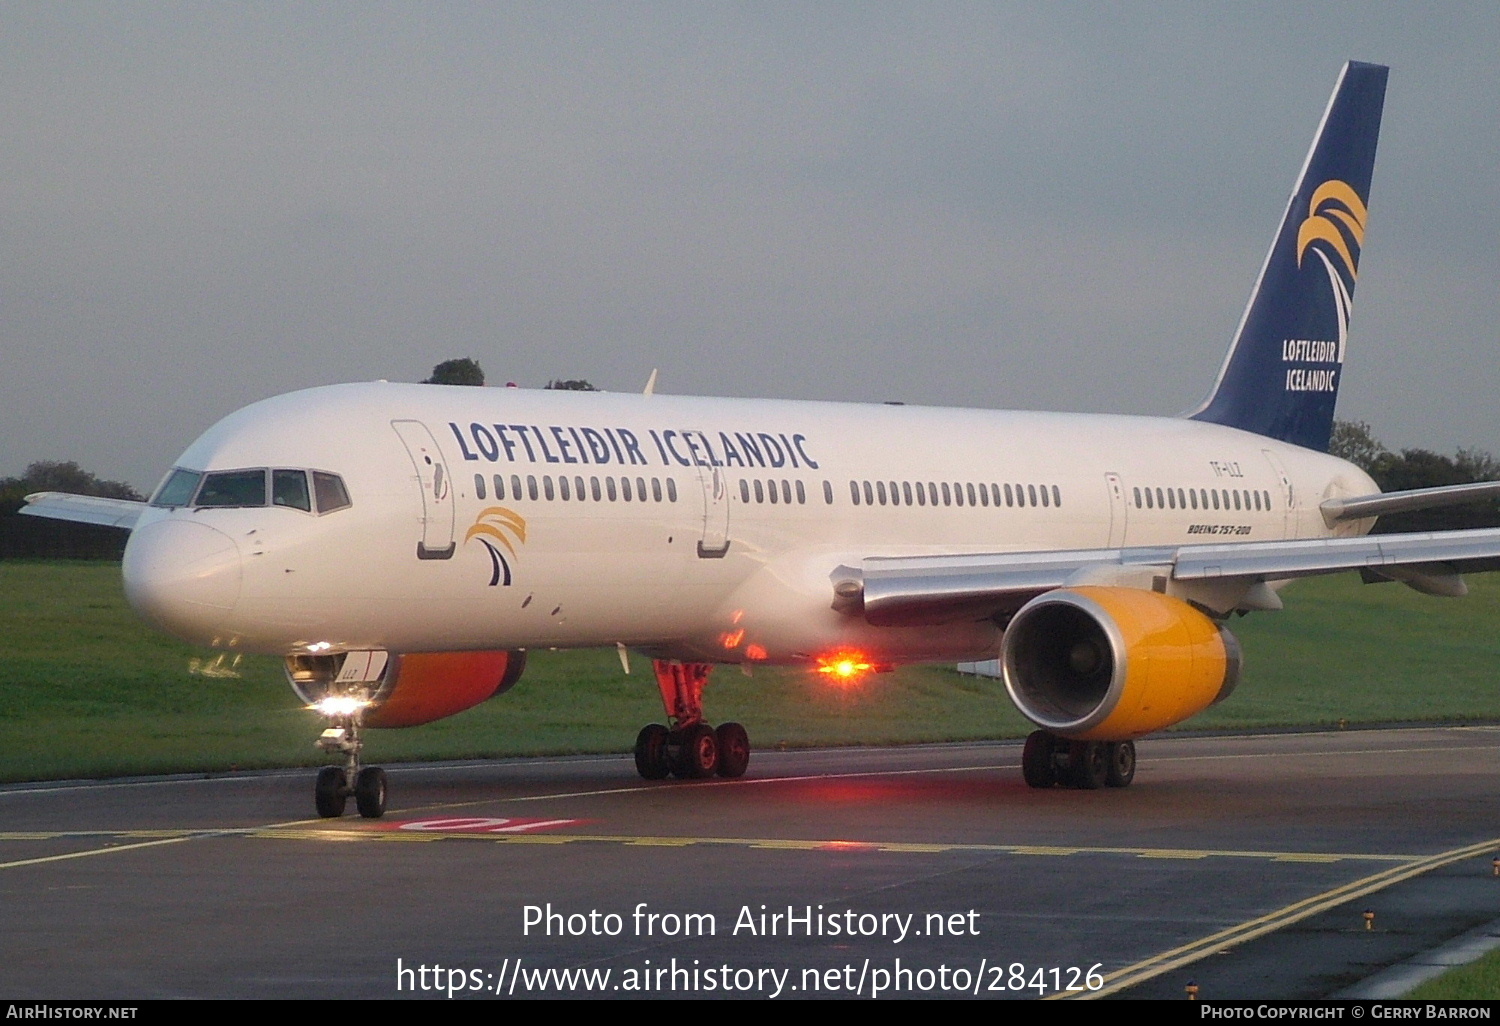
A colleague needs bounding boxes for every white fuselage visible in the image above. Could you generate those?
[122,382,1376,666]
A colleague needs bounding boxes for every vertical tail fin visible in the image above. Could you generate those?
[1189,61,1388,451]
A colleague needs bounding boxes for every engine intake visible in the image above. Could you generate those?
[1002,587,1240,740]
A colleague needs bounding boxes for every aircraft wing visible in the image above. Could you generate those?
[844,527,1500,627]
[19,491,145,530]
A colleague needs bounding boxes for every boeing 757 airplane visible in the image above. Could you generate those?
[26,61,1500,818]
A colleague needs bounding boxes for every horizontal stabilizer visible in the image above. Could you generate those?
[20,491,145,530]
[1320,480,1500,525]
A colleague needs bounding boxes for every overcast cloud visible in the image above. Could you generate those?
[2,2,1497,489]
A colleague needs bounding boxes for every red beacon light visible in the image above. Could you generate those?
[815,652,876,685]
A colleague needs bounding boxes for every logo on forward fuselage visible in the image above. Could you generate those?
[465,507,527,586]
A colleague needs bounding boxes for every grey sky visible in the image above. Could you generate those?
[2,2,1497,490]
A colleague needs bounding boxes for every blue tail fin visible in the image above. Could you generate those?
[1189,61,1388,451]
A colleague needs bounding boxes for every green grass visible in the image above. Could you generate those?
[2,560,1499,782]
[1407,946,1500,999]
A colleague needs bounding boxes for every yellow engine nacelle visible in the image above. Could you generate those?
[1001,586,1241,740]
[286,649,527,728]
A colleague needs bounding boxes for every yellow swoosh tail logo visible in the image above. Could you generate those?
[1296,178,1368,282]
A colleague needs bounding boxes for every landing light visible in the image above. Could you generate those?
[313,696,371,717]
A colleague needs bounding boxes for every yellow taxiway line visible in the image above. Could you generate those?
[1050,836,1500,999]
[245,826,1422,864]
[0,826,1426,864]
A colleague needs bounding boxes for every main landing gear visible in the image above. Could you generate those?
[633,661,751,781]
[313,710,388,819]
[1021,730,1136,790]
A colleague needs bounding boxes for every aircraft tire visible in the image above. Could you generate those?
[715,722,750,778]
[1021,731,1057,788]
[1105,741,1136,788]
[355,766,388,819]
[634,724,672,780]
[314,766,346,818]
[676,723,719,779]
[1069,741,1108,790]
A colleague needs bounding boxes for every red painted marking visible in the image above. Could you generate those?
[380,817,586,834]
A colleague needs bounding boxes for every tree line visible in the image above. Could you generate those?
[1327,421,1500,532]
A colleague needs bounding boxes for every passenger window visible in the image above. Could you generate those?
[494,475,506,500]
[850,481,861,505]
[823,480,833,504]
[274,470,312,512]
[1233,490,1241,511]
[1029,484,1039,507]
[559,476,570,501]
[527,476,539,501]
[1052,485,1061,508]
[888,481,899,506]
[796,480,806,504]
[978,484,989,507]
[876,481,887,506]
[1190,489,1198,510]
[863,481,874,506]
[621,477,632,501]
[941,482,952,506]
[652,478,663,502]
[576,476,586,501]
[606,478,617,501]
[511,475,522,500]
[312,471,352,514]
[755,480,765,504]
[915,482,926,507]
[768,480,778,504]
[1040,484,1050,508]
[667,478,678,502]
[198,469,267,508]
[1008,484,1017,508]
[637,478,647,502]
[954,483,964,507]
[782,480,793,504]
[1145,489,1153,509]
[1167,489,1176,510]
[590,477,602,501]
[1133,487,1141,509]
[543,476,555,501]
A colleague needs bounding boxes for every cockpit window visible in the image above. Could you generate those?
[272,469,311,512]
[150,468,203,508]
[196,469,268,508]
[312,471,352,514]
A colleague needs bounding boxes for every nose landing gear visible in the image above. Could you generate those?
[313,709,388,818]
[1021,730,1136,790]
[632,660,751,781]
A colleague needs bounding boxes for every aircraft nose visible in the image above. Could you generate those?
[123,519,242,642]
